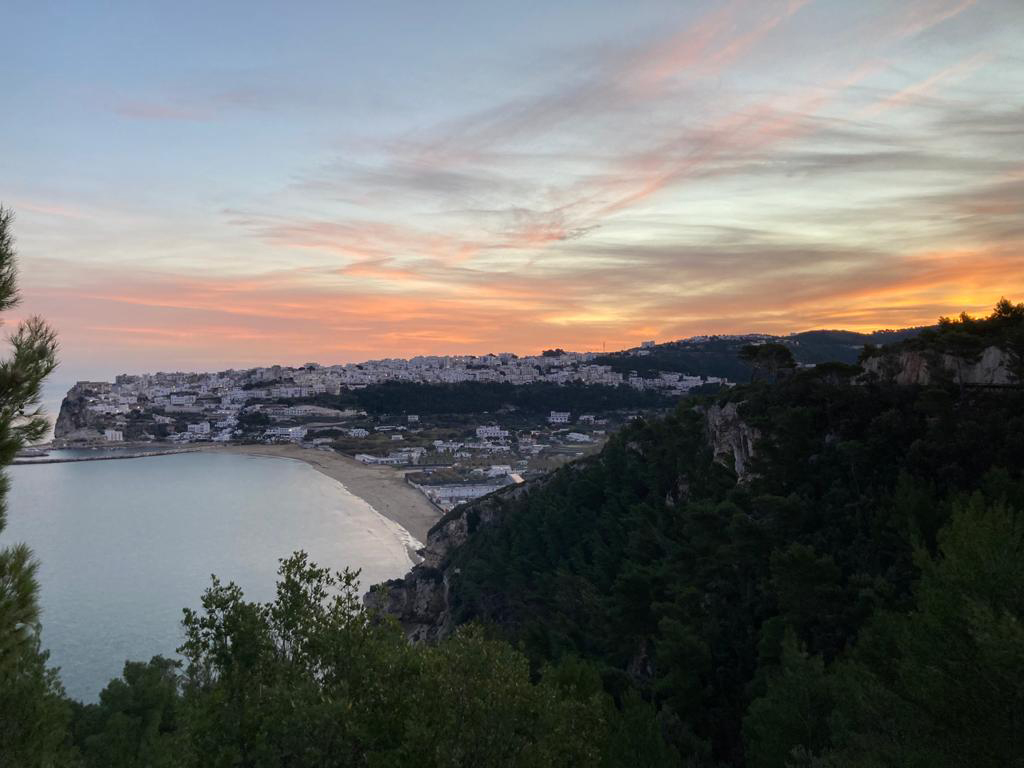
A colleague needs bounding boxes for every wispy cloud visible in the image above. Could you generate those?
[862,51,991,117]
[8,0,1024,373]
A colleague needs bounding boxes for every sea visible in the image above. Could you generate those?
[1,450,418,702]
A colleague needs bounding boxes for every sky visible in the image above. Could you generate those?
[3,0,1023,384]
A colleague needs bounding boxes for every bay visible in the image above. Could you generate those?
[1,451,416,701]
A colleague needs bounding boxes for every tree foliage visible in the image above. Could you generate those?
[0,207,70,766]
[738,343,797,382]
[69,553,672,766]
[429,323,1024,764]
[341,380,675,416]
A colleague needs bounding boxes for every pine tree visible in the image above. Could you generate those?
[0,206,69,765]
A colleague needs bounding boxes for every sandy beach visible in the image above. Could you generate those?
[202,444,442,544]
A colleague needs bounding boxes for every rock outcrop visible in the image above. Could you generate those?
[861,345,1015,387]
[703,402,759,481]
[365,468,578,643]
[53,383,106,442]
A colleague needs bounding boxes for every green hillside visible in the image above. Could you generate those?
[397,301,1024,765]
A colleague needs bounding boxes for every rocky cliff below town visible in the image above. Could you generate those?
[53,383,106,442]
[365,473,561,642]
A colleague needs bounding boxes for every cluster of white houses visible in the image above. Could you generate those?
[66,346,731,447]
[63,349,721,510]
[347,410,600,471]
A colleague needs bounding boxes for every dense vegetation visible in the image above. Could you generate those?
[298,380,676,416]
[436,302,1024,765]
[65,555,675,767]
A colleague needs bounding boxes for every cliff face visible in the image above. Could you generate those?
[702,402,759,482]
[861,345,1014,387]
[53,383,105,442]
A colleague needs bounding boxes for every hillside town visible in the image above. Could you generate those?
[54,349,730,511]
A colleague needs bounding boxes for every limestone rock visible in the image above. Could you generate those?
[703,402,760,481]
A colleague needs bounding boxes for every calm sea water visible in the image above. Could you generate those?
[2,451,417,701]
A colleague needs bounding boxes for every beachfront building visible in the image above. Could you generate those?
[104,429,124,442]
[265,426,307,441]
[354,453,408,466]
[418,482,510,511]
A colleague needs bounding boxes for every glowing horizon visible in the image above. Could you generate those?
[4,0,1023,380]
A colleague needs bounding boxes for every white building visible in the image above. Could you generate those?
[355,453,408,466]
[476,425,509,440]
[419,483,509,510]
[103,429,124,442]
[548,411,571,424]
[187,421,211,435]
[265,426,307,441]
[432,440,464,454]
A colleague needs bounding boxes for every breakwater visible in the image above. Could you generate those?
[13,448,200,465]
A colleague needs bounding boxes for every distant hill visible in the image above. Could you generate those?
[594,327,929,381]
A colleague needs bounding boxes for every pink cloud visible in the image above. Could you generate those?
[863,51,992,117]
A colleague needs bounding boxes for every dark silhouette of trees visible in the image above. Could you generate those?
[738,343,797,382]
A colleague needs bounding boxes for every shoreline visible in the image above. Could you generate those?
[199,444,442,547]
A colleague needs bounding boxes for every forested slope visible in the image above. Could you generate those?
[374,301,1024,766]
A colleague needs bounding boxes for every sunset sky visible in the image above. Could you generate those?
[4,0,1023,384]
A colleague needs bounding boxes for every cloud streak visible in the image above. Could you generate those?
[7,0,1024,375]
